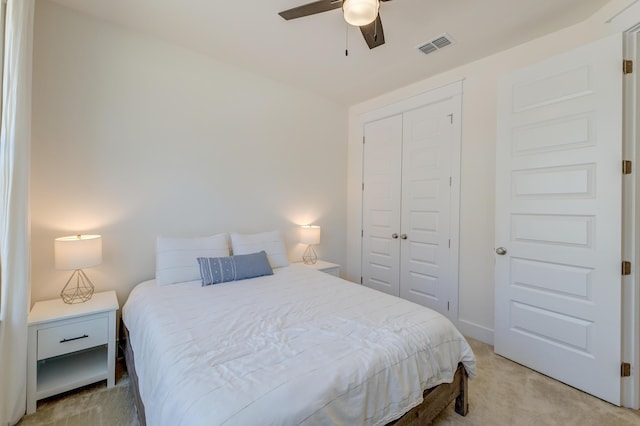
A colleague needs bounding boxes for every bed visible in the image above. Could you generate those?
[122,262,476,425]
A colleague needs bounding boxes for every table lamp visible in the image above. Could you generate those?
[55,234,102,304]
[300,225,321,265]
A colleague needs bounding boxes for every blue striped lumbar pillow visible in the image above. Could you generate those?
[197,250,273,286]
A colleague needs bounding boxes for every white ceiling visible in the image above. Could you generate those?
[48,0,610,105]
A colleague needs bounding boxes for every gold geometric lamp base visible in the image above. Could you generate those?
[60,269,95,304]
[302,245,318,265]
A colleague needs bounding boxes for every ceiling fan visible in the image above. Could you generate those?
[278,0,394,49]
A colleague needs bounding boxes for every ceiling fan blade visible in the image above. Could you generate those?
[360,14,385,49]
[279,0,343,20]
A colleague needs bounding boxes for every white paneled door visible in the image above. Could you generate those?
[494,34,623,405]
[362,93,458,318]
[399,102,454,314]
[362,114,403,296]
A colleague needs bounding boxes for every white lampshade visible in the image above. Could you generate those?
[55,235,102,270]
[300,225,321,245]
[343,0,379,26]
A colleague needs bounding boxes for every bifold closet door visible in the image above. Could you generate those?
[361,114,403,296]
[362,98,456,310]
[399,100,454,313]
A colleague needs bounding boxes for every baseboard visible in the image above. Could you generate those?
[458,319,494,346]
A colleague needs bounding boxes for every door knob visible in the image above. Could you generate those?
[391,233,398,239]
[495,247,507,255]
[400,234,408,240]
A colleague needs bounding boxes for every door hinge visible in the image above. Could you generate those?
[622,261,632,276]
[447,301,450,311]
[449,177,452,186]
[623,160,633,175]
[360,276,363,284]
[362,183,365,191]
[623,59,633,75]
[361,229,364,237]
[448,113,453,124]
[363,136,365,144]
[622,362,631,377]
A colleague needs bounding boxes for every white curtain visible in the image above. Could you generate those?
[0,0,35,425]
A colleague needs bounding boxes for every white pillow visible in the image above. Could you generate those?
[156,233,229,286]
[230,230,289,268]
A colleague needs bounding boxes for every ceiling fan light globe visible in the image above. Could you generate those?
[343,0,379,27]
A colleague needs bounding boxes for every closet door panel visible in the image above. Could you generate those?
[362,114,403,296]
[399,100,453,313]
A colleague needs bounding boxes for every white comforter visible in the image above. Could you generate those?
[123,264,476,426]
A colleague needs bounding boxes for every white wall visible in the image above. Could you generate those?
[30,1,348,307]
[346,0,638,344]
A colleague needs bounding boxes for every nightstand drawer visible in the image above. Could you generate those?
[37,317,108,360]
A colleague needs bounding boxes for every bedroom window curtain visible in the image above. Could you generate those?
[0,0,34,425]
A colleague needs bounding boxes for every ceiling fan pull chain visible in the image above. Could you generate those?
[374,18,378,42]
[345,21,349,56]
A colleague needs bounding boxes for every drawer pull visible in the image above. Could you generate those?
[60,334,89,343]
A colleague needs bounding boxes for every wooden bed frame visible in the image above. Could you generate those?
[123,325,468,426]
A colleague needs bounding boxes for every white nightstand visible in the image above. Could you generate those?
[299,260,341,277]
[26,291,119,414]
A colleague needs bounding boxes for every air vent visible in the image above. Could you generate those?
[418,33,455,56]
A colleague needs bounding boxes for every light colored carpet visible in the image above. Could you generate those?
[433,338,640,425]
[17,363,138,426]
[18,338,640,425]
